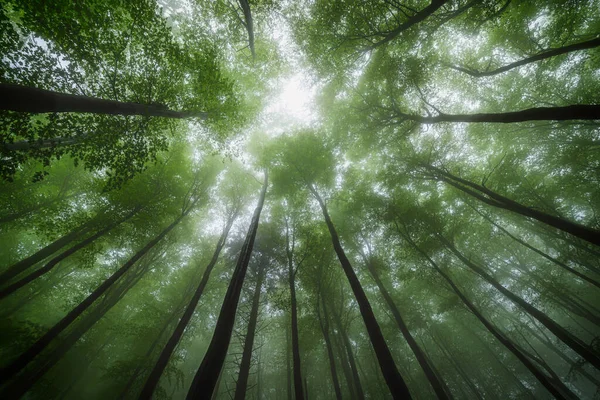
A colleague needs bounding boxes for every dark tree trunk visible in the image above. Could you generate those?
[0,211,191,385]
[426,165,600,246]
[0,247,156,399]
[397,104,600,123]
[0,219,92,284]
[438,235,600,371]
[329,306,365,400]
[285,218,305,400]
[368,0,448,50]
[0,207,140,299]
[234,263,266,400]
[138,214,236,399]
[237,0,255,58]
[363,256,452,399]
[399,225,578,399]
[286,328,293,400]
[308,185,412,399]
[446,37,600,77]
[471,206,600,288]
[316,295,343,400]
[186,172,268,400]
[0,83,208,119]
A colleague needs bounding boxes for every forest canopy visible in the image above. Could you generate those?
[1,0,599,399]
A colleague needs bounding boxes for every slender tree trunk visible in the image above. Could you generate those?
[0,83,208,119]
[138,215,236,399]
[397,104,600,123]
[309,185,412,399]
[0,219,92,284]
[332,323,357,400]
[446,37,600,77]
[398,225,576,399]
[427,165,600,246]
[439,235,600,370]
[471,206,600,287]
[234,263,266,400]
[0,207,140,299]
[330,306,365,400]
[316,295,343,400]
[186,172,268,400]
[364,256,452,399]
[367,0,448,50]
[237,0,255,58]
[0,251,155,399]
[0,210,191,386]
[286,328,292,400]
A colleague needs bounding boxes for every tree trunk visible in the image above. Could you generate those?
[0,207,140,299]
[399,225,576,399]
[0,219,92,284]
[316,295,343,400]
[0,210,191,386]
[286,328,293,400]
[138,214,236,399]
[330,306,365,400]
[364,256,452,399]
[367,0,448,50]
[237,0,255,58]
[234,263,266,400]
[308,185,412,399]
[446,37,600,77]
[427,165,600,246]
[397,104,600,123]
[186,172,268,400]
[471,206,600,288]
[438,235,600,371]
[0,83,208,119]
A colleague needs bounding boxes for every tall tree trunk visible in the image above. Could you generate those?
[0,210,192,386]
[138,214,236,399]
[186,172,268,400]
[396,104,600,123]
[308,185,412,399]
[445,37,600,77]
[439,235,600,370]
[234,263,266,400]
[0,248,157,399]
[0,206,141,299]
[316,295,343,400]
[330,306,365,400]
[367,0,448,50]
[0,219,92,284]
[237,0,255,58]
[471,206,600,288]
[0,83,208,119]
[286,327,292,400]
[285,218,305,400]
[398,224,577,399]
[426,165,600,246]
[363,255,452,399]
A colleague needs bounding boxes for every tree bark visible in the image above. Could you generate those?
[471,206,600,288]
[397,104,600,123]
[399,226,575,399]
[0,207,140,299]
[186,172,268,400]
[330,305,365,400]
[363,255,452,399]
[234,263,266,400]
[446,37,600,77]
[138,214,236,399]
[426,165,600,246]
[308,185,412,399]
[316,295,343,400]
[0,210,191,386]
[0,83,208,119]
[0,219,92,285]
[286,327,293,400]
[438,235,600,371]
[367,0,448,50]
[237,0,256,59]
